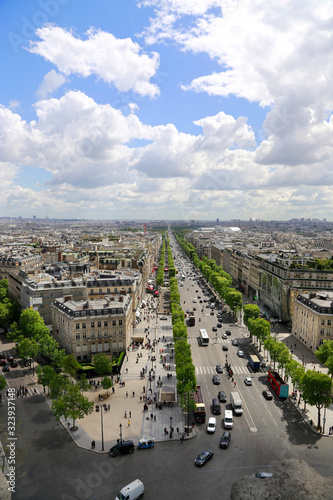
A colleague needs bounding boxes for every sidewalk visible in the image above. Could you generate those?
[29,303,195,453]
[243,328,333,437]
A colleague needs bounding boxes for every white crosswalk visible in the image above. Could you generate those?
[195,365,267,375]
[5,388,39,398]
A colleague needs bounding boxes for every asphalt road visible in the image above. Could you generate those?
[4,241,333,499]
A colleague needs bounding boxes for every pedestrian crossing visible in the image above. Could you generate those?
[4,387,40,399]
[195,365,267,375]
[187,337,248,345]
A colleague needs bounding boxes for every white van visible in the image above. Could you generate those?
[207,417,216,433]
[224,410,234,429]
[115,479,144,500]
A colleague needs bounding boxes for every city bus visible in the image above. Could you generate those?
[199,329,209,346]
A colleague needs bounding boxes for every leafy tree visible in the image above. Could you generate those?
[101,376,113,396]
[51,383,94,430]
[77,373,90,394]
[36,365,56,395]
[93,353,113,375]
[300,371,332,429]
[62,354,81,378]
[49,374,71,400]
[243,304,260,328]
[17,337,39,373]
[20,309,48,338]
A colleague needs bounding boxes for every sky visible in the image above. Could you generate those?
[1,0,333,221]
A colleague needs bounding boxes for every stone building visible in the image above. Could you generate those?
[292,292,333,352]
[51,294,132,363]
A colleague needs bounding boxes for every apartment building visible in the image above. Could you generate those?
[292,292,333,352]
[51,294,132,362]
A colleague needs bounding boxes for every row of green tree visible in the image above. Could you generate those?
[5,307,116,428]
[0,279,20,328]
[243,303,332,430]
[156,231,166,286]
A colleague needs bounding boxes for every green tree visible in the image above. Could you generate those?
[0,374,7,393]
[77,373,90,394]
[62,354,81,378]
[36,365,56,395]
[51,383,94,430]
[49,374,70,400]
[101,376,113,396]
[93,353,113,376]
[300,370,332,430]
[17,337,39,373]
[243,304,260,328]
[20,309,49,338]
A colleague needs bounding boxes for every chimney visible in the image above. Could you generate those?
[64,295,72,302]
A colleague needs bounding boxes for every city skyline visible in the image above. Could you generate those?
[1,1,333,220]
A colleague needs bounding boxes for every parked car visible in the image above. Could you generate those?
[219,431,231,449]
[194,450,214,467]
[160,316,168,320]
[138,437,155,449]
[110,440,135,457]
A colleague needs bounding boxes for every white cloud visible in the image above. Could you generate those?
[28,26,160,98]
[36,70,67,98]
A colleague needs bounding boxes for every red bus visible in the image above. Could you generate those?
[267,371,289,398]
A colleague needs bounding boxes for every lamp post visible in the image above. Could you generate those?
[119,423,123,444]
[170,416,173,438]
[96,404,104,451]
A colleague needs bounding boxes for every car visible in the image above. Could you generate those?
[0,360,6,366]
[206,417,216,433]
[222,333,228,339]
[212,326,217,332]
[193,307,196,311]
[196,290,199,292]
[263,390,273,400]
[110,440,135,457]
[0,354,6,360]
[232,339,238,346]
[218,390,227,403]
[199,300,203,303]
[10,360,18,367]
[2,366,10,372]
[244,377,253,386]
[225,330,231,336]
[219,431,231,449]
[253,472,273,479]
[193,298,197,303]
[210,311,215,315]
[222,345,229,351]
[206,304,210,308]
[160,316,168,320]
[197,295,201,299]
[186,309,190,314]
[217,323,222,328]
[216,365,223,373]
[194,450,214,467]
[212,375,220,385]
[237,350,244,357]
[6,354,13,362]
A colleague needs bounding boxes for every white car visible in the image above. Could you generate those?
[207,417,216,433]
[237,350,244,357]
[222,333,228,339]
[193,298,197,303]
[244,377,253,386]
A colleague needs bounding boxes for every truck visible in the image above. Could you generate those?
[230,392,243,416]
[194,385,206,423]
[115,479,144,500]
[249,354,261,371]
[189,312,195,326]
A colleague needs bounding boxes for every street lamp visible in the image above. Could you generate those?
[95,404,104,451]
[119,423,123,444]
[170,416,173,438]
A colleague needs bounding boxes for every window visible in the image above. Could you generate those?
[82,344,87,352]
[82,323,86,329]
[119,320,122,326]
[320,329,325,335]
[119,329,123,336]
[98,331,102,338]
[76,323,80,329]
[76,345,81,353]
[91,322,95,328]
[91,333,96,340]
[82,332,87,339]
[113,330,117,337]
[98,321,101,327]
[104,320,108,327]
[327,330,331,336]
[328,320,331,326]
[321,319,325,325]
[76,333,80,340]
[112,320,116,326]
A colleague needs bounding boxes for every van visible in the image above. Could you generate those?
[224,410,234,429]
[212,398,221,415]
[110,440,135,457]
[115,479,144,500]
[207,417,216,433]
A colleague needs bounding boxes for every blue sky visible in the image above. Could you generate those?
[0,0,332,220]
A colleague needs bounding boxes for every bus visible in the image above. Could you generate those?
[267,371,289,398]
[199,329,209,346]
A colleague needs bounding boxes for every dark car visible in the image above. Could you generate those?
[216,365,223,373]
[212,375,220,385]
[222,345,229,351]
[10,360,18,368]
[110,440,135,457]
[2,366,10,373]
[218,390,227,403]
[225,330,231,336]
[0,360,6,366]
[6,354,13,362]
[0,354,6,360]
[263,390,273,400]
[217,323,222,328]
[212,326,217,332]
[219,432,231,449]
[194,449,214,467]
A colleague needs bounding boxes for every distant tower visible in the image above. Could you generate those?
[216,218,219,224]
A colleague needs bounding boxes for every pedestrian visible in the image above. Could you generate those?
[129,411,131,418]
[150,413,153,420]
[112,387,115,394]
[128,419,130,427]
[132,391,135,397]
[177,427,179,433]
[154,415,156,421]
[124,411,127,418]
[126,391,128,397]
[108,404,110,411]
[140,396,142,402]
